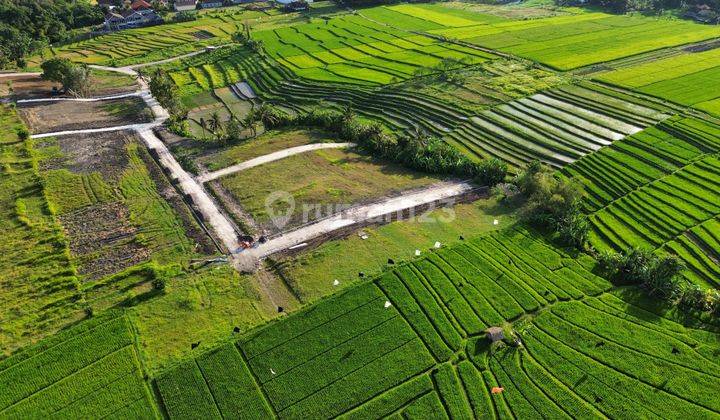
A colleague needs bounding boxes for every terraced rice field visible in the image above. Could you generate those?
[252,13,495,85]
[597,47,720,116]
[418,8,720,70]
[0,315,157,418]
[47,12,262,66]
[562,116,720,287]
[155,227,720,418]
[163,47,671,171]
[447,83,671,168]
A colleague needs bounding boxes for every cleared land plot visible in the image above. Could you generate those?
[275,197,520,302]
[17,97,152,134]
[0,315,157,419]
[562,116,720,288]
[33,129,209,312]
[597,48,720,116]
[216,143,443,232]
[155,227,720,418]
[0,70,137,100]
[428,10,720,70]
[447,82,671,169]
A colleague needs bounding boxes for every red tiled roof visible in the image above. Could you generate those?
[131,0,152,10]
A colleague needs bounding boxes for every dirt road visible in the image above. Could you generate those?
[197,142,357,183]
[233,180,476,271]
[13,50,481,276]
[137,128,240,252]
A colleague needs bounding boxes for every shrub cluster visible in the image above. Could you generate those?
[599,248,720,317]
[509,161,589,249]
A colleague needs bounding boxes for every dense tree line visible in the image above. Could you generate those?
[556,0,719,14]
[0,0,103,68]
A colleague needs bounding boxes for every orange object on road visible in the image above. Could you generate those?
[491,387,504,394]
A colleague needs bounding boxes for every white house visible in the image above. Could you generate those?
[174,0,198,11]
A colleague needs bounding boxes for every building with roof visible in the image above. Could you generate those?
[174,0,198,11]
[199,0,223,8]
[104,7,162,31]
[130,0,153,10]
[486,327,505,343]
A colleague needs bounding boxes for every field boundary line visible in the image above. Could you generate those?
[194,359,224,419]
[0,316,125,375]
[521,347,609,419]
[550,308,720,379]
[260,313,402,385]
[533,321,720,415]
[580,299,720,370]
[409,263,467,337]
[245,296,386,361]
[0,344,135,414]
[232,343,279,418]
[392,270,455,363]
[275,336,418,413]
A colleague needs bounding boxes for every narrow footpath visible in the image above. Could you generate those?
[197,142,356,183]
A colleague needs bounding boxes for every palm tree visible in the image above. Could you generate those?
[341,105,356,124]
[199,117,207,141]
[242,114,258,138]
[208,111,221,134]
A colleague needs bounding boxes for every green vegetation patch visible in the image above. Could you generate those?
[218,143,442,231]
[0,314,157,418]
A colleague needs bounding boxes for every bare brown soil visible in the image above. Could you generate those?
[17,97,152,133]
[60,201,150,281]
[41,130,134,180]
[0,74,137,100]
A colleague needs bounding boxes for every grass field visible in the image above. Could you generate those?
[198,129,337,171]
[216,139,443,232]
[421,7,720,70]
[274,197,520,302]
[0,105,84,355]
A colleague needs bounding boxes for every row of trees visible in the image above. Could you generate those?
[260,104,508,185]
[556,0,719,14]
[0,0,104,68]
[599,248,720,316]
